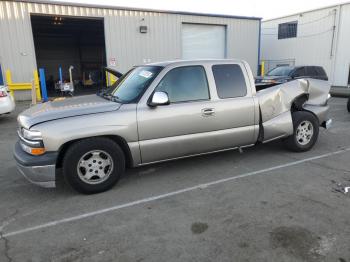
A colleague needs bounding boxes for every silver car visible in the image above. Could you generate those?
[14,60,331,194]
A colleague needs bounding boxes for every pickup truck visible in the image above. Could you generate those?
[14,59,332,194]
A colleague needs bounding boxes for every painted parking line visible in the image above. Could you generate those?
[3,147,350,238]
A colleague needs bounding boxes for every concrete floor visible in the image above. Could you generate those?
[0,98,350,262]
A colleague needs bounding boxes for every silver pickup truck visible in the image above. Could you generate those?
[14,60,332,194]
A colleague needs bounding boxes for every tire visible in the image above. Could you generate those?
[285,111,319,152]
[62,137,125,194]
[347,97,350,112]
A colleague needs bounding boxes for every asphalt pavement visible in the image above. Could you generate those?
[0,98,349,262]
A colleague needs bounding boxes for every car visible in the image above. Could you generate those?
[14,59,332,194]
[255,65,328,90]
[0,85,15,115]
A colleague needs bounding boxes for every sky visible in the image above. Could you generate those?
[56,0,347,20]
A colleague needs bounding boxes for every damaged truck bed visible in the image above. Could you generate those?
[257,78,331,143]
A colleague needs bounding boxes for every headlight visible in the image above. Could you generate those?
[18,128,46,155]
[22,128,43,141]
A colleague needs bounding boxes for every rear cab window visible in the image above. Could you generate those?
[293,67,306,78]
[315,67,327,77]
[306,67,318,76]
[212,64,247,98]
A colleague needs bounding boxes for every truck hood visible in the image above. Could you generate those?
[18,95,121,129]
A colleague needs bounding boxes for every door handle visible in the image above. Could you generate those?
[201,108,215,117]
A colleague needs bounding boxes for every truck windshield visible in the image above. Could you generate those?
[109,66,163,103]
[266,66,294,77]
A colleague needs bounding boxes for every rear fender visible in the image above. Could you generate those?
[257,79,330,142]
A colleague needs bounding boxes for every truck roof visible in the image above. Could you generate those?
[145,59,246,67]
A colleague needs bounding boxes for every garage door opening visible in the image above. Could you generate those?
[182,23,226,59]
[31,15,106,96]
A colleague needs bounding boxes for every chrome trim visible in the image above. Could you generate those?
[17,130,43,147]
[22,128,43,141]
[16,163,56,188]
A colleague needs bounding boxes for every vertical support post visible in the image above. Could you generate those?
[31,79,37,105]
[34,70,41,101]
[257,19,262,76]
[0,64,4,85]
[59,66,63,83]
[39,68,48,102]
[261,61,265,76]
[5,70,12,84]
[5,70,14,97]
[68,66,74,87]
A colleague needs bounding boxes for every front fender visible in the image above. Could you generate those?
[33,105,138,151]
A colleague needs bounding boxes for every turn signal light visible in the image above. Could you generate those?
[31,148,46,155]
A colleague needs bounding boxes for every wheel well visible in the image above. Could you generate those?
[291,94,309,112]
[290,94,320,124]
[56,135,134,169]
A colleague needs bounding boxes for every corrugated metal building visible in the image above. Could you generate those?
[0,0,261,97]
[261,2,350,87]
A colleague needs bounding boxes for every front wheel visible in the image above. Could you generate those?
[284,111,319,152]
[62,137,125,194]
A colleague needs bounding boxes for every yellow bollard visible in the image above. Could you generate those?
[5,69,42,101]
[33,70,41,101]
[261,61,265,76]
[5,70,14,97]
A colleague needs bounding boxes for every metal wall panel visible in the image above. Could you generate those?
[0,0,260,84]
[261,3,350,86]
[333,4,350,86]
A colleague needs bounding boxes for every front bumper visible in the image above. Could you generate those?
[13,141,58,188]
[17,163,56,188]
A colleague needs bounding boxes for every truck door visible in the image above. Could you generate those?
[137,63,256,164]
[137,65,221,163]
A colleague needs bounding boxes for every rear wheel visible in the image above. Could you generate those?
[347,97,350,112]
[285,111,319,152]
[62,137,125,194]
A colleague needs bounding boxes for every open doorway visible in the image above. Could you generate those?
[31,15,106,96]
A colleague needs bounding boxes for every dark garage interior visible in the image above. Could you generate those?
[31,15,107,96]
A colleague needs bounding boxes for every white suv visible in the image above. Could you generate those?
[0,85,15,115]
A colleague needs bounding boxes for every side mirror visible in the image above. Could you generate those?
[148,91,170,107]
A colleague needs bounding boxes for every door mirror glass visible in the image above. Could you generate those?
[149,91,170,107]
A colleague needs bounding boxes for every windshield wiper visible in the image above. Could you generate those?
[111,95,123,103]
[98,89,123,103]
[98,91,112,101]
